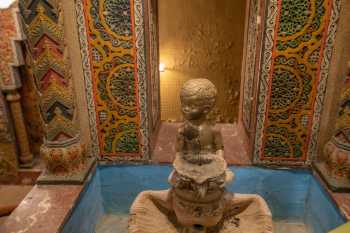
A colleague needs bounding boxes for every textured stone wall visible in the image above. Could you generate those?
[159,0,246,123]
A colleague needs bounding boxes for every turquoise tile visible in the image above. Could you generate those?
[61,165,345,233]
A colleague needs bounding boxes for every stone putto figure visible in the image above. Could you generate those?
[129,79,273,233]
[177,79,223,164]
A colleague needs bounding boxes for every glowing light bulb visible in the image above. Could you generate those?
[0,0,16,9]
[159,63,166,72]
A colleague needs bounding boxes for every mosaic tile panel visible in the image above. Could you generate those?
[79,0,149,158]
[254,0,341,165]
[0,4,18,89]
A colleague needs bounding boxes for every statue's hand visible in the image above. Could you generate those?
[182,152,215,165]
[216,149,224,158]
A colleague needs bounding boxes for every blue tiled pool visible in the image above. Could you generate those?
[61,165,346,233]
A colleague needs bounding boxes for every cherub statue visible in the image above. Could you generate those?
[129,78,273,233]
[176,79,224,165]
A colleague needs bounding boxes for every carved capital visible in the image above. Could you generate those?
[5,92,21,102]
[323,140,350,181]
[40,137,86,175]
[315,139,350,191]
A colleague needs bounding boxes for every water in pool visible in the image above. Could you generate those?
[61,165,346,233]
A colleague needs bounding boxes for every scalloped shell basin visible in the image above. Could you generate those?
[61,166,346,233]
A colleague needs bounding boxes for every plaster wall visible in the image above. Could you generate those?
[317,0,350,159]
[159,0,246,122]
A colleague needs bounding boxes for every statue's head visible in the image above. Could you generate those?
[180,78,217,121]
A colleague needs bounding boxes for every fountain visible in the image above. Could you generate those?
[129,79,273,233]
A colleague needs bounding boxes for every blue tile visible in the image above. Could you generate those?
[305,178,346,233]
[61,165,346,233]
[61,169,105,233]
[99,165,171,214]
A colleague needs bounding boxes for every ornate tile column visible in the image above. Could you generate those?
[316,62,350,191]
[19,0,94,183]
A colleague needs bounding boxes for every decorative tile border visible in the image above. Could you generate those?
[242,0,259,131]
[76,0,100,157]
[253,0,278,164]
[134,0,150,159]
[307,0,342,161]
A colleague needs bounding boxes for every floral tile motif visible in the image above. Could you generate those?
[78,0,150,158]
[254,0,341,165]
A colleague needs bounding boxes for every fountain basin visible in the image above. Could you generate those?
[61,165,346,233]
